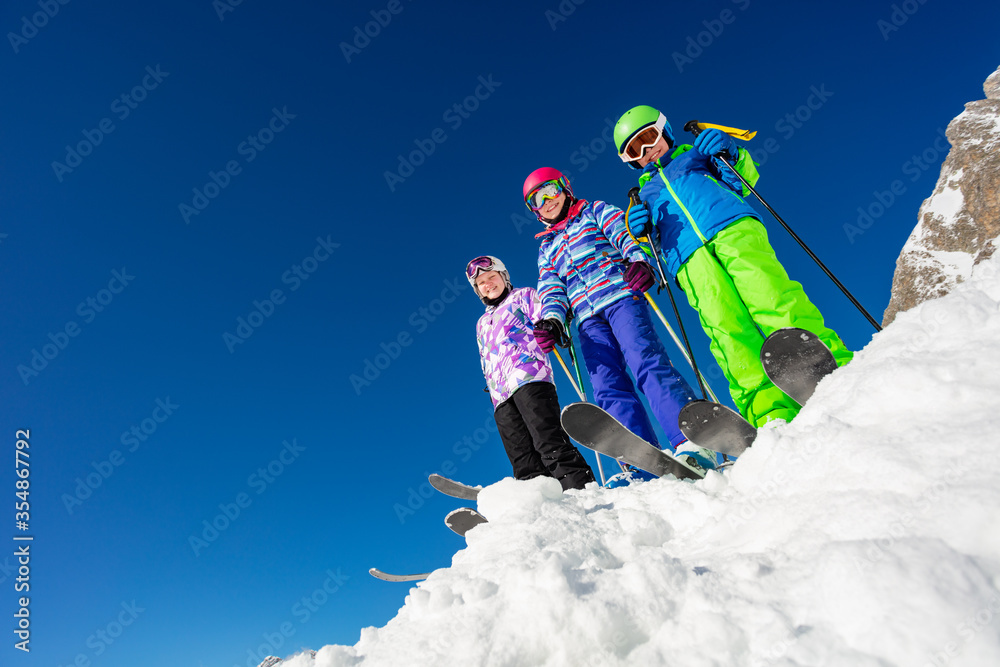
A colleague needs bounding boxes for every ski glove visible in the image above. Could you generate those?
[625,261,656,293]
[626,203,652,237]
[533,318,567,353]
[693,128,737,161]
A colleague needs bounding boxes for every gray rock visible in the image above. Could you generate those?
[883,65,1000,326]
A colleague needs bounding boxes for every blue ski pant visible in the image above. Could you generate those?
[577,296,695,449]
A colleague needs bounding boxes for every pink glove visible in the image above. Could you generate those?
[532,319,565,353]
[625,261,656,293]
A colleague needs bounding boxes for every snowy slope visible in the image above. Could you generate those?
[280,255,1000,666]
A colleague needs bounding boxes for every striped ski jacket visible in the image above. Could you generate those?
[536,199,647,325]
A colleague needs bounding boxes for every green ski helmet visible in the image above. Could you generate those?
[614,105,673,169]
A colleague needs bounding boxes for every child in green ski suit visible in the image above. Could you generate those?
[613,105,852,427]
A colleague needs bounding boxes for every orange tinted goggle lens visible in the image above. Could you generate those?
[623,125,662,160]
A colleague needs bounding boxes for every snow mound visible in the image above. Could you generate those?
[285,256,1000,666]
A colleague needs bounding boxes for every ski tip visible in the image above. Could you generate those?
[369,567,432,582]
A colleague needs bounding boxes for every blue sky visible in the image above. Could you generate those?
[1,0,997,665]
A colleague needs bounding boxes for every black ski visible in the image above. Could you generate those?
[560,403,704,481]
[678,400,757,457]
[445,507,488,536]
[761,327,838,406]
[369,567,432,582]
[429,474,482,501]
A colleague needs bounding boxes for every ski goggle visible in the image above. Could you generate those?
[466,256,496,280]
[619,114,667,163]
[525,180,565,211]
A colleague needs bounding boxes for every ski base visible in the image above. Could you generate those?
[369,567,432,582]
[761,327,838,406]
[429,473,482,501]
[560,402,704,481]
[445,507,488,536]
[678,400,757,457]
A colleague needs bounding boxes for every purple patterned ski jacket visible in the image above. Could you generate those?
[476,286,555,408]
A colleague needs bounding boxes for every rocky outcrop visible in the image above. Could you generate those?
[883,65,1000,326]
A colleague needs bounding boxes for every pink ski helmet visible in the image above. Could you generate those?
[523,167,574,221]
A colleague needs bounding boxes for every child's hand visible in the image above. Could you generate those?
[533,319,566,353]
[627,203,652,237]
[693,128,737,160]
[625,261,656,293]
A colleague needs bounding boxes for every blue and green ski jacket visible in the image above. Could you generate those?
[639,144,761,278]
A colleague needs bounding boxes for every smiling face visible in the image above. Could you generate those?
[636,134,671,168]
[475,270,507,300]
[538,191,567,222]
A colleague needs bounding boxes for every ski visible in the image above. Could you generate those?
[761,327,838,406]
[369,567,432,583]
[678,399,757,457]
[560,403,705,481]
[429,473,482,501]
[445,507,488,537]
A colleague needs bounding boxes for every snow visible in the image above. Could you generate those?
[279,255,1000,667]
[923,168,966,229]
[954,105,1000,151]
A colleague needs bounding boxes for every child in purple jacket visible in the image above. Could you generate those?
[467,255,594,491]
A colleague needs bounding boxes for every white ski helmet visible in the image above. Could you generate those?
[466,255,511,303]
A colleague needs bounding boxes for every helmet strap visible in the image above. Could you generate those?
[540,196,574,226]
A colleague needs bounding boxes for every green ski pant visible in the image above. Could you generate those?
[675,217,853,427]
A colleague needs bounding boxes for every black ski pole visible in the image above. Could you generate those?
[627,188,712,402]
[627,187,669,290]
[684,120,882,332]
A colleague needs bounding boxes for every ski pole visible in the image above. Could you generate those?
[643,293,720,404]
[553,349,586,403]
[626,187,669,289]
[624,189,717,400]
[553,348,607,486]
[684,120,883,332]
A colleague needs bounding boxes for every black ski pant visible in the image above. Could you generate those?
[493,381,594,491]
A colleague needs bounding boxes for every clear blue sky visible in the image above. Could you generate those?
[1,1,996,665]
